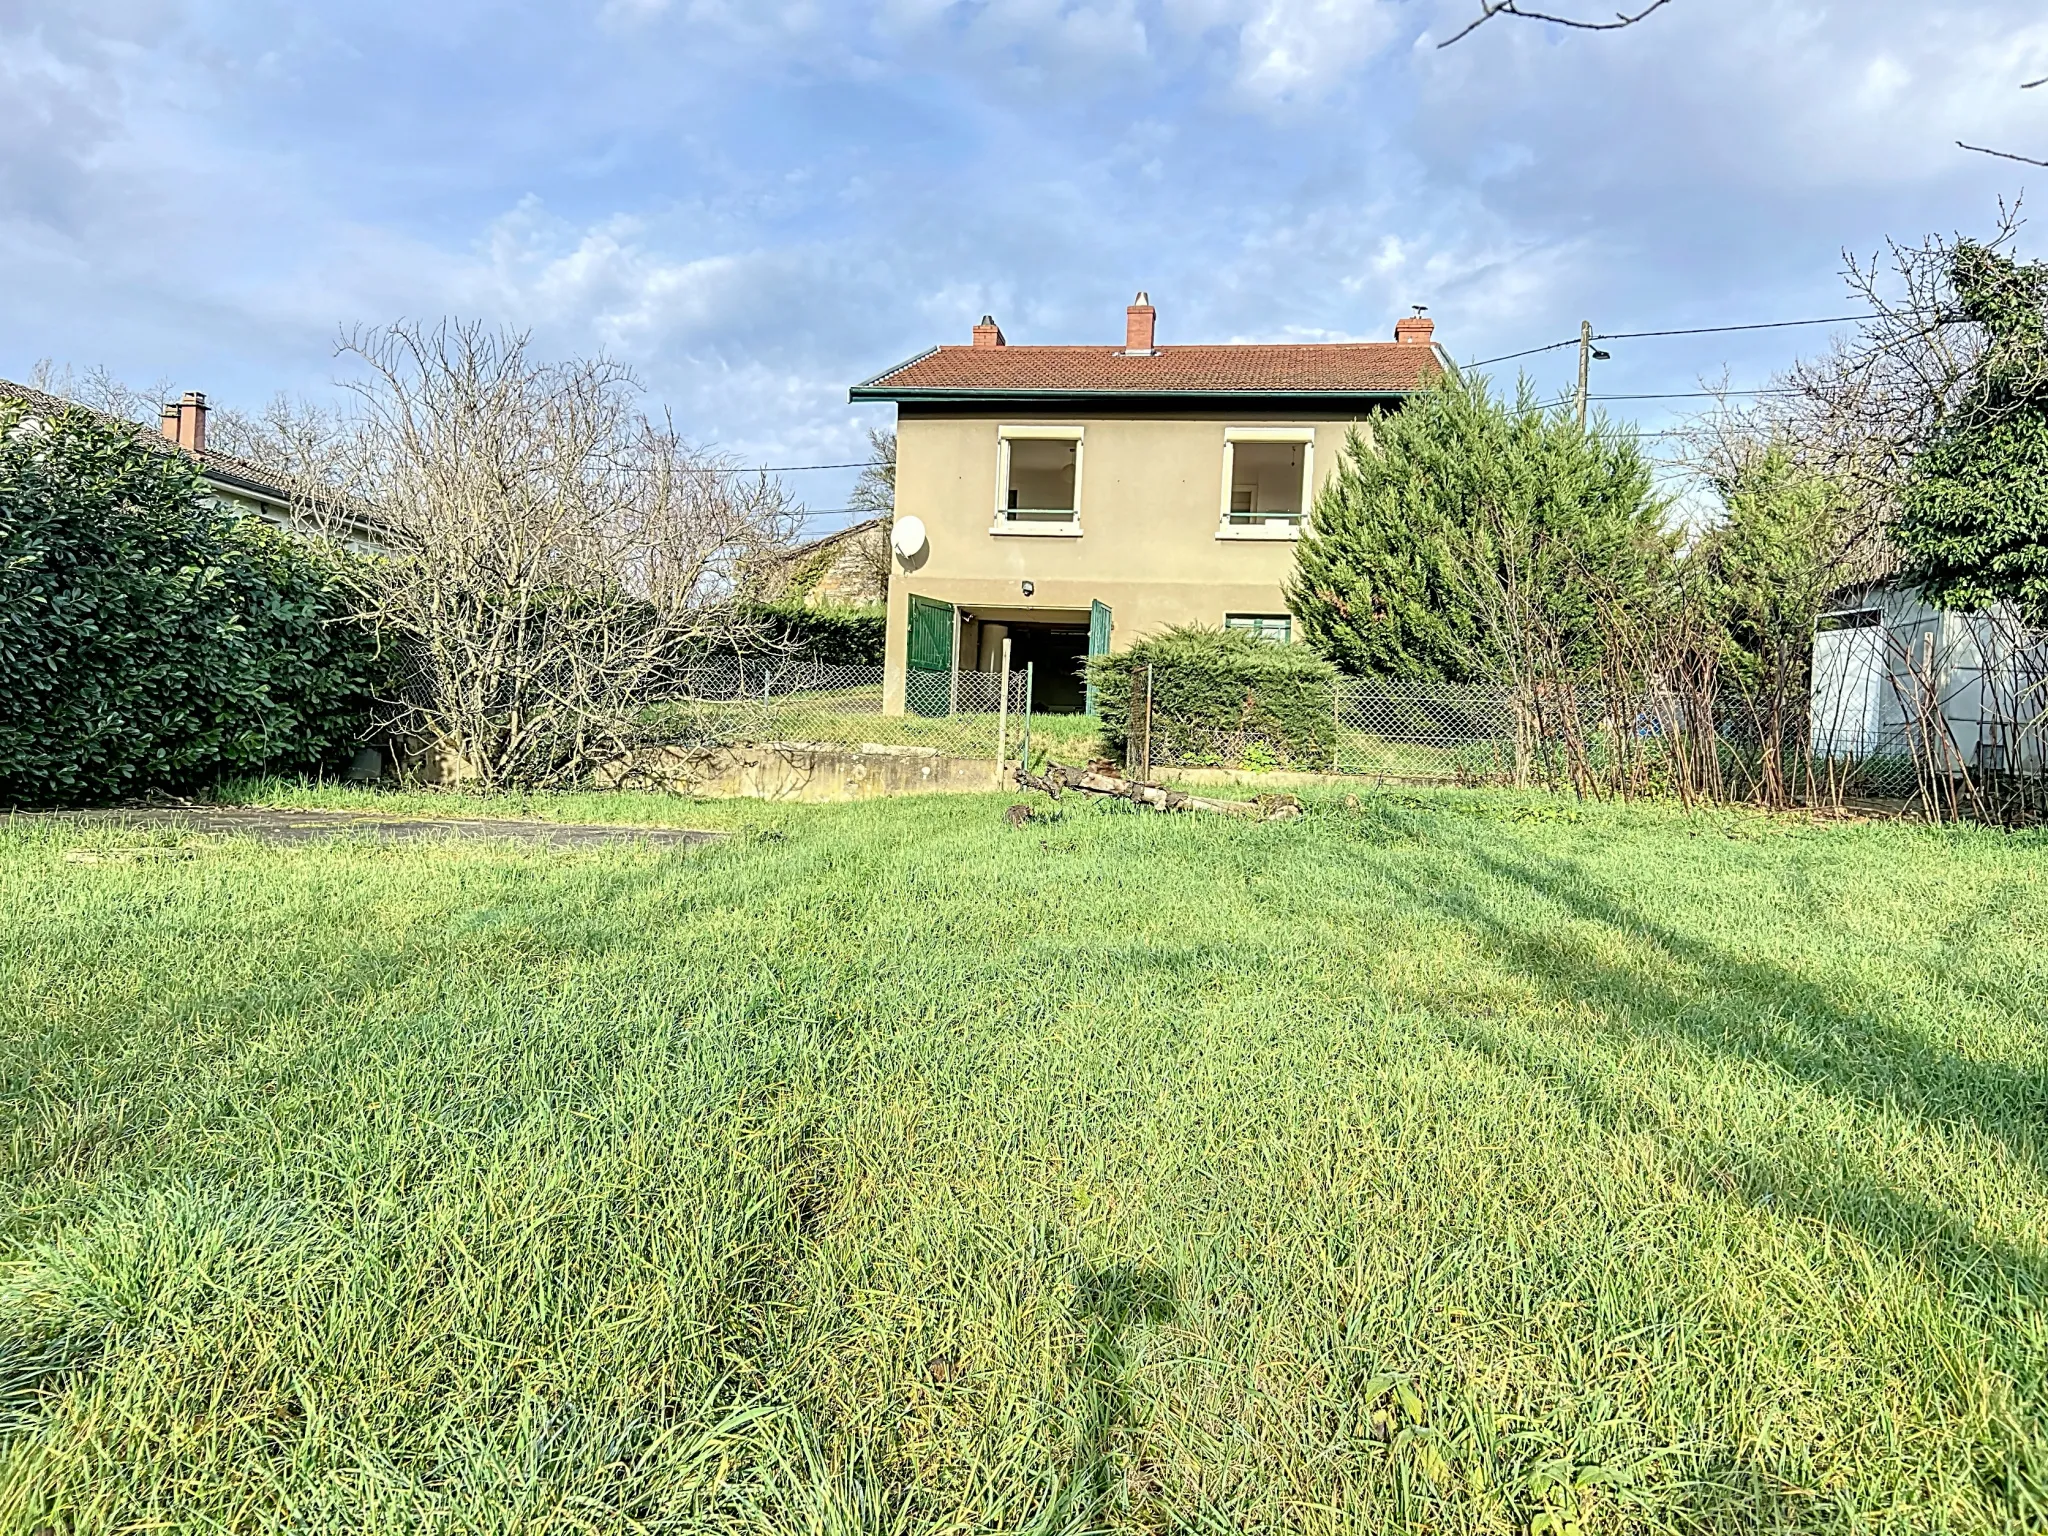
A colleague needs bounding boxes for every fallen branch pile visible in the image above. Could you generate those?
[1016,763,1302,820]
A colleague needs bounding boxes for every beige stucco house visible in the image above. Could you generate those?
[850,295,1445,714]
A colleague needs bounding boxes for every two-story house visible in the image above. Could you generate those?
[850,295,1445,714]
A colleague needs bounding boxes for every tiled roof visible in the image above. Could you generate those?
[0,379,294,505]
[853,342,1444,399]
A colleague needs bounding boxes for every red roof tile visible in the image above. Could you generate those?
[854,341,1444,399]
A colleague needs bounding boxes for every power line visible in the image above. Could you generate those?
[1466,338,1582,368]
[1588,387,1799,401]
[1599,315,1878,341]
[1465,312,1880,370]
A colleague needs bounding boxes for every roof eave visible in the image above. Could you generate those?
[850,346,943,396]
[847,384,1428,404]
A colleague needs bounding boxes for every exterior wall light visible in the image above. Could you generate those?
[1021,580,1034,596]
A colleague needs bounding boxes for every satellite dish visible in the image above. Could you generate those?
[890,516,927,559]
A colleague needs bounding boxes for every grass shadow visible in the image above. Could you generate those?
[1060,1262,1176,1533]
[1380,835,2048,1306]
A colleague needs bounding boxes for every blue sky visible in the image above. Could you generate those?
[5,0,2046,527]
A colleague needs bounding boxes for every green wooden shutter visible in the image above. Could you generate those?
[907,595,955,717]
[1085,599,1112,716]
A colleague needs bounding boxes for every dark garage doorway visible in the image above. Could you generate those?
[1004,621,1091,714]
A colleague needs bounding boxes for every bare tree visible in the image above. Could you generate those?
[844,428,896,600]
[28,361,175,426]
[309,320,797,789]
[206,393,356,482]
[847,427,895,517]
[1769,204,2042,535]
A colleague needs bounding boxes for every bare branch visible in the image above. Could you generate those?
[1439,0,1673,48]
[1960,141,2048,169]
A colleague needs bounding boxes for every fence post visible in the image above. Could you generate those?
[1140,663,1154,781]
[1020,663,1034,772]
[995,637,1013,787]
[949,613,961,717]
[1333,674,1342,775]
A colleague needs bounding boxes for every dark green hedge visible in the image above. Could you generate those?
[1,401,387,807]
[745,601,887,665]
[1088,625,1338,770]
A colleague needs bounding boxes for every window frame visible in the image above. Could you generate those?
[1217,426,1315,541]
[1224,612,1294,645]
[992,424,1085,537]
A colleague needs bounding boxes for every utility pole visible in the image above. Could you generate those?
[1575,321,1610,432]
[1577,319,1593,432]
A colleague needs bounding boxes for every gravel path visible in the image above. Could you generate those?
[15,806,726,849]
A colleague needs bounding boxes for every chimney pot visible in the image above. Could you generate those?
[1124,292,1156,355]
[972,315,1006,349]
[1394,314,1436,347]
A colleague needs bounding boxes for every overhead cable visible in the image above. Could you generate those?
[1464,312,1880,370]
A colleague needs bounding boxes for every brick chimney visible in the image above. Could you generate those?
[972,315,1006,349]
[1124,291,1156,354]
[1394,310,1435,347]
[159,391,209,453]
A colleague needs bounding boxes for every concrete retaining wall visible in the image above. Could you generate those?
[620,743,1404,802]
[621,742,1007,803]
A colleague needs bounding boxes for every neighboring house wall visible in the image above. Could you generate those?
[762,518,888,608]
[1814,583,2047,775]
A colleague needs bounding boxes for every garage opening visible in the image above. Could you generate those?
[965,615,1091,714]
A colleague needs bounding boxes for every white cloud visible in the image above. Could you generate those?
[1226,0,1403,98]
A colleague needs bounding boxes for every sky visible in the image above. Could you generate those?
[4,0,2047,528]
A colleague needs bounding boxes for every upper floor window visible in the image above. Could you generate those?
[994,425,1084,535]
[1219,427,1314,539]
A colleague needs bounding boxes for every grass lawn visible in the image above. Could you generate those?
[3,786,2046,1533]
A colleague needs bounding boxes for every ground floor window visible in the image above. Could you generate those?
[1225,612,1293,644]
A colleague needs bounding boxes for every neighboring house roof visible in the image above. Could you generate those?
[0,379,296,508]
[852,299,1447,403]
[0,378,387,550]
[779,515,886,564]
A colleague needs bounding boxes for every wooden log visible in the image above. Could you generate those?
[1012,763,1301,820]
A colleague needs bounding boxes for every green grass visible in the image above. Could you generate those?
[4,787,2047,1533]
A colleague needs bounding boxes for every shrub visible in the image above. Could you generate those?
[744,601,887,665]
[0,400,386,807]
[1089,625,1338,770]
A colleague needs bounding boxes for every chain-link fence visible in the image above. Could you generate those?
[650,647,2043,812]
[1117,664,2045,807]
[677,660,886,710]
[1332,678,1525,781]
[651,662,1057,761]
[905,667,1032,718]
